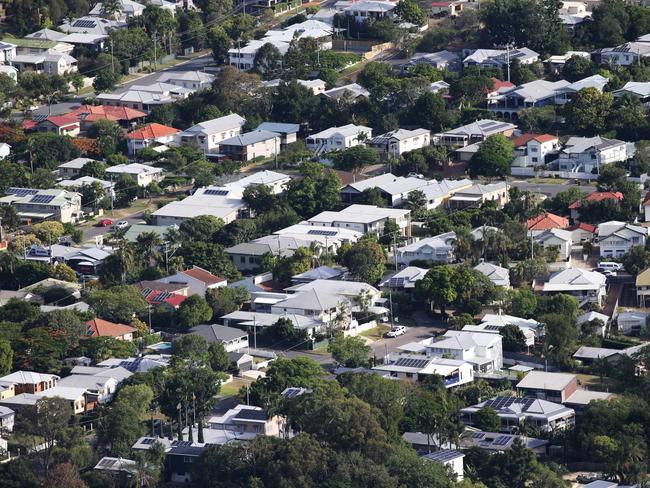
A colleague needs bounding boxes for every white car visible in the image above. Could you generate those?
[385,326,407,338]
[114,220,130,229]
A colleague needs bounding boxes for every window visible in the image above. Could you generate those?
[532,157,538,163]
[240,256,245,263]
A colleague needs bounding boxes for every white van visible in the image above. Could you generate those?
[598,262,623,271]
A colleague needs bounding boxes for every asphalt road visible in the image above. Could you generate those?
[509,179,597,197]
[115,54,215,92]
[81,210,147,243]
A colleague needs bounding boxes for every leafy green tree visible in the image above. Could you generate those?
[500,323,527,352]
[357,187,386,207]
[468,134,513,178]
[0,340,13,375]
[620,246,650,276]
[31,221,64,245]
[328,333,372,367]
[563,55,596,82]
[507,288,537,318]
[25,397,73,476]
[272,247,313,287]
[206,286,250,317]
[409,92,455,132]
[564,87,614,135]
[93,68,121,91]
[87,119,125,157]
[342,239,386,285]
[178,215,224,242]
[178,242,240,281]
[540,313,578,367]
[76,336,138,362]
[247,357,323,407]
[242,185,277,215]
[473,406,501,432]
[78,160,107,178]
[332,145,379,172]
[208,26,231,64]
[208,341,232,372]
[253,43,284,80]
[416,265,457,316]
[395,0,427,26]
[177,295,213,329]
[87,285,149,324]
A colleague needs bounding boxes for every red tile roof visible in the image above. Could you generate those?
[86,318,136,338]
[181,266,226,286]
[66,104,147,122]
[42,116,79,128]
[512,133,558,147]
[22,119,37,130]
[143,290,187,308]
[126,123,179,140]
[526,212,569,231]
[568,222,597,233]
[568,191,624,209]
[482,78,515,94]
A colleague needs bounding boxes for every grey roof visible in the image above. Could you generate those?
[516,371,575,390]
[292,265,345,281]
[183,114,246,135]
[189,324,247,343]
[256,122,300,134]
[220,129,279,147]
[422,449,465,462]
[563,136,626,154]
[440,119,516,137]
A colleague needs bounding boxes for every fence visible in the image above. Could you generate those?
[343,320,377,337]
[332,39,394,54]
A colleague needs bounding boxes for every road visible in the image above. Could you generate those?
[509,179,597,197]
[81,210,147,243]
[115,54,215,92]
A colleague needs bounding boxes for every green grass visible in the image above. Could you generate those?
[220,378,248,398]
[576,373,620,392]
[361,324,391,340]
[528,177,569,185]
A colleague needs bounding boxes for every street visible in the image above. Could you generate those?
[116,54,215,92]
[81,209,147,242]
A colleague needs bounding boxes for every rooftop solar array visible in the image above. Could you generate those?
[424,450,463,462]
[493,435,512,446]
[141,438,156,445]
[7,188,39,197]
[204,189,229,196]
[307,229,338,236]
[484,325,502,331]
[73,19,97,28]
[30,194,55,204]
[389,277,406,287]
[171,440,193,447]
[282,387,308,398]
[98,458,117,467]
[152,291,171,303]
[483,396,535,411]
[234,409,268,421]
[394,357,430,369]
[470,432,485,439]
[141,288,154,298]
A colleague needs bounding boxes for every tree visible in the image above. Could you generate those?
[500,323,527,352]
[342,240,386,285]
[253,43,284,80]
[49,263,78,283]
[208,341,233,372]
[87,285,149,324]
[563,55,596,82]
[177,295,213,329]
[247,357,323,407]
[468,134,513,178]
[87,119,125,157]
[357,187,386,207]
[332,145,378,172]
[405,189,426,212]
[620,246,650,276]
[272,247,313,287]
[208,26,231,64]
[178,242,240,281]
[409,92,454,132]
[416,265,457,317]
[31,221,64,245]
[76,336,137,363]
[507,288,537,318]
[206,286,250,317]
[27,397,73,475]
[92,68,121,92]
[395,0,427,26]
[178,215,224,242]
[243,185,277,215]
[78,160,106,178]
[473,406,501,432]
[564,87,614,135]
[541,313,578,367]
[45,462,87,488]
[328,333,372,367]
[0,340,12,375]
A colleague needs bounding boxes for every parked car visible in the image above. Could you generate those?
[594,268,615,277]
[385,326,407,338]
[114,220,130,230]
[98,219,113,227]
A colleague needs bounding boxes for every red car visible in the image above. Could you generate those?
[99,219,113,227]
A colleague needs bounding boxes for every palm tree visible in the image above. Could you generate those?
[100,0,122,20]
[115,237,136,283]
[135,232,163,268]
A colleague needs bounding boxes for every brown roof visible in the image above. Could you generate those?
[126,123,179,140]
[324,168,367,187]
[526,212,569,231]
[568,191,623,209]
[86,319,136,338]
[512,133,557,147]
[66,104,147,122]
[181,266,226,286]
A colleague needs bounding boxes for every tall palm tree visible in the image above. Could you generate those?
[135,232,163,268]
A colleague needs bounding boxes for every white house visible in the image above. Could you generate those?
[308,204,411,236]
[226,170,291,195]
[380,266,428,291]
[11,50,77,75]
[373,355,474,387]
[512,134,560,168]
[105,163,163,187]
[0,188,82,223]
[322,83,370,100]
[423,450,465,481]
[343,1,396,22]
[155,266,226,296]
[475,313,544,346]
[557,136,633,175]
[367,128,431,158]
[409,50,460,70]
[155,70,215,91]
[228,39,290,71]
[306,124,373,154]
[0,143,10,160]
[597,221,647,258]
[542,268,607,306]
[395,232,456,265]
[126,123,180,155]
[188,324,248,352]
[599,41,650,67]
[176,114,246,155]
[576,311,609,337]
[617,311,648,335]
[58,158,100,178]
[613,81,650,104]
[533,228,573,261]
[474,261,510,287]
[57,374,118,404]
[463,47,539,69]
[433,119,517,148]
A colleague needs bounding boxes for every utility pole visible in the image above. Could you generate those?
[152,31,158,70]
[110,38,115,73]
[506,44,511,83]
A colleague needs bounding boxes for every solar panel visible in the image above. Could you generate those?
[8,187,38,197]
[141,438,155,445]
[484,325,501,331]
[307,229,338,237]
[470,432,485,439]
[283,387,302,398]
[204,189,229,196]
[484,396,536,412]
[30,194,55,204]
[98,458,117,467]
[493,435,511,446]
[424,450,462,462]
[171,440,193,447]
[389,277,405,287]
[73,19,97,28]
[153,291,171,302]
[141,288,154,298]
[394,357,430,369]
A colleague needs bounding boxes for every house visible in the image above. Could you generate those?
[89,0,146,20]
[70,365,133,383]
[617,311,648,335]
[1,36,73,54]
[556,136,633,175]
[459,396,575,433]
[526,212,569,232]
[141,289,188,310]
[487,79,570,118]
[0,387,88,414]
[292,266,346,284]
[98,354,172,373]
[0,406,14,432]
[613,81,650,103]
[308,204,411,236]
[467,313,543,347]
[0,41,16,63]
[228,39,290,71]
[644,192,650,222]
[176,114,247,155]
[256,122,300,149]
[60,16,127,35]
[218,130,282,161]
[568,191,624,221]
[274,223,363,253]
[474,261,510,288]
[462,47,539,69]
[422,330,503,372]
[367,128,431,158]
[516,371,578,403]
[156,70,216,91]
[57,374,118,404]
[553,75,609,105]
[636,267,650,307]
[94,457,138,477]
[576,310,609,337]
[298,79,326,94]
[156,266,226,296]
[395,232,456,265]
[188,324,249,352]
[97,82,193,113]
[64,104,146,130]
[0,187,82,223]
[59,33,108,51]
[447,182,509,209]
[533,228,573,261]
[0,371,59,394]
[306,124,373,154]
[227,170,292,195]
[34,116,80,136]
[422,450,464,481]
[380,266,428,291]
[429,0,463,16]
[11,50,77,75]
[126,123,180,155]
[373,355,474,386]
[221,310,321,337]
[433,120,517,148]
[0,65,17,82]
[511,133,560,168]
[599,41,650,66]
[58,157,99,178]
[226,236,313,272]
[122,224,172,243]
[105,163,164,187]
[569,222,597,243]
[408,50,460,70]
[559,1,590,29]
[152,186,245,225]
[457,430,548,455]
[542,268,607,306]
[322,83,371,100]
[86,318,137,341]
[343,1,396,22]
[597,221,647,258]
[545,51,591,72]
